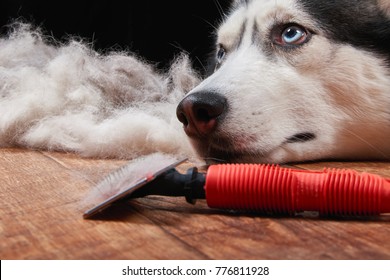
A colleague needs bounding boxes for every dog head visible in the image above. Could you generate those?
[177,0,390,163]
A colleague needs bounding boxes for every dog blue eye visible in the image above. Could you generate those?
[214,45,226,71]
[216,46,226,63]
[282,27,305,43]
[274,24,310,46]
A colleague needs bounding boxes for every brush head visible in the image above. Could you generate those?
[83,154,206,219]
[83,154,187,219]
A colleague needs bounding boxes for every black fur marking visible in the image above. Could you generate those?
[251,19,277,59]
[237,20,248,50]
[251,20,260,45]
[286,132,316,143]
[206,56,218,77]
[299,0,390,62]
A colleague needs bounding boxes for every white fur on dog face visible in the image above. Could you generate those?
[187,0,390,163]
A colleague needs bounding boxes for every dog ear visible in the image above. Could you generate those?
[378,0,390,17]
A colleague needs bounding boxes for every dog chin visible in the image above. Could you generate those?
[189,138,273,164]
[190,136,324,164]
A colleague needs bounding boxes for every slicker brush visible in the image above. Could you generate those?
[83,157,390,219]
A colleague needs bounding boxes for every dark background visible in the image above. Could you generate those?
[0,0,231,73]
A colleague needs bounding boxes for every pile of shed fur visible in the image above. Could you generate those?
[0,23,200,159]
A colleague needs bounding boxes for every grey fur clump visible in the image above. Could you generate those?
[0,23,200,159]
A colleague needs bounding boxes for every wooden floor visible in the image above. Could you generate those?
[1,147,389,260]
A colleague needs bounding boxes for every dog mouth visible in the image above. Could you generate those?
[203,147,256,163]
[191,132,317,163]
[191,134,266,163]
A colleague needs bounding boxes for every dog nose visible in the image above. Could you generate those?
[176,91,227,137]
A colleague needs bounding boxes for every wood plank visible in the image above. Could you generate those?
[295,161,390,177]
[0,149,205,259]
[1,148,389,259]
[128,196,390,259]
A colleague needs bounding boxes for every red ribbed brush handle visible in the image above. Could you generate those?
[205,164,390,215]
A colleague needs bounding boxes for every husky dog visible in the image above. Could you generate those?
[176,0,390,163]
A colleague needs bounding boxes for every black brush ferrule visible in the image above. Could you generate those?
[130,167,206,203]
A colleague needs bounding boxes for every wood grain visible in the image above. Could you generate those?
[0,148,389,259]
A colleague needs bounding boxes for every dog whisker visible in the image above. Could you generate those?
[213,0,227,20]
[343,129,390,160]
